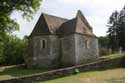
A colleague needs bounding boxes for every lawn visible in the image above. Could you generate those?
[39,68,125,83]
[100,53,125,59]
[0,65,47,80]
[39,54,125,83]
[0,53,124,82]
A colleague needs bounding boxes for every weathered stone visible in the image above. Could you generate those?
[25,10,99,68]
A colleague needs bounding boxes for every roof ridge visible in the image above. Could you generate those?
[41,13,68,34]
[42,13,68,21]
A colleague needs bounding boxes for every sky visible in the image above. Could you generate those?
[11,0,125,38]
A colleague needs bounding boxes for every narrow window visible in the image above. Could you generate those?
[85,40,89,49]
[40,39,46,49]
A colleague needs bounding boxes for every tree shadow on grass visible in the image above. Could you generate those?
[0,65,47,79]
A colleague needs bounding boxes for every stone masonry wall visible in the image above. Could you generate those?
[61,34,76,67]
[26,35,60,68]
[75,34,99,65]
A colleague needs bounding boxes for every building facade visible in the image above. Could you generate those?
[25,10,99,68]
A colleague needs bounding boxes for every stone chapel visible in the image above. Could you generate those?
[25,10,99,68]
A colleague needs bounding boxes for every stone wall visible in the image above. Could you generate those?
[60,33,99,66]
[0,57,124,83]
[26,33,99,68]
[26,35,60,68]
[61,34,76,67]
[75,33,99,65]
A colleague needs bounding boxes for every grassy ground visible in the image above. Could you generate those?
[38,54,125,83]
[39,68,125,83]
[0,54,124,81]
[0,65,47,80]
[100,53,125,59]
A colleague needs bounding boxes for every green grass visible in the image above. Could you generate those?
[39,68,125,83]
[0,66,47,80]
[0,54,125,81]
[100,53,125,60]
[38,54,125,83]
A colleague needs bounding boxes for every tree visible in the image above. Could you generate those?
[107,11,119,51]
[0,35,25,65]
[98,36,110,56]
[0,0,42,39]
[98,36,109,48]
[107,6,125,51]
[0,0,42,65]
[117,6,125,50]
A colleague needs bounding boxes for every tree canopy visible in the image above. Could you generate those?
[98,36,109,48]
[0,35,28,65]
[0,0,42,39]
[107,6,125,51]
[0,0,42,66]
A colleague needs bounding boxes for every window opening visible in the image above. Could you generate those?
[85,40,89,48]
[40,39,46,49]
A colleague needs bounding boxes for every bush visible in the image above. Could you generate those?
[0,35,28,66]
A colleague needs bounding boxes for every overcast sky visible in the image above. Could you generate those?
[11,0,125,38]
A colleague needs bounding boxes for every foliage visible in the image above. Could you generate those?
[98,36,111,56]
[0,0,42,66]
[0,66,47,80]
[100,53,125,60]
[98,36,109,48]
[107,6,125,51]
[0,0,42,39]
[0,0,41,17]
[0,35,28,66]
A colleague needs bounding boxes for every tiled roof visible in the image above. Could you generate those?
[30,10,95,37]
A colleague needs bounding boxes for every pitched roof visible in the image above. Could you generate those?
[43,13,68,34]
[30,14,51,36]
[30,10,95,37]
[75,11,94,35]
[56,18,77,35]
[30,13,68,36]
[56,10,94,36]
[76,10,92,30]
